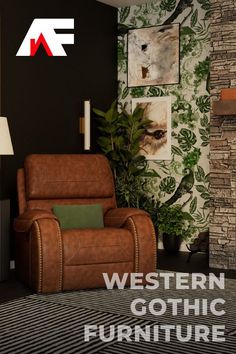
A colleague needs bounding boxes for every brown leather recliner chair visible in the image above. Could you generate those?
[14,154,156,293]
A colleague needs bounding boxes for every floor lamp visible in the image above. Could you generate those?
[0,117,14,281]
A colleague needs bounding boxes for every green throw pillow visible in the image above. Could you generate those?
[52,204,104,230]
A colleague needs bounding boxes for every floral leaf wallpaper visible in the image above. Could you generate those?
[117,0,210,236]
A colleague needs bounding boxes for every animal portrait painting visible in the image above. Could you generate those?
[132,96,172,160]
[128,24,180,87]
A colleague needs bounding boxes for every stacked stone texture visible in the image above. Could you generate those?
[210,0,236,269]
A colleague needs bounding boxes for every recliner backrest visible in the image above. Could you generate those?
[17,154,116,214]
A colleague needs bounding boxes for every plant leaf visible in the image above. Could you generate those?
[93,108,106,117]
[191,9,198,27]
[159,176,176,194]
[171,145,183,156]
[196,185,208,193]
[190,196,197,214]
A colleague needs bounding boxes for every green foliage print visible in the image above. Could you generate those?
[119,7,130,23]
[160,0,176,12]
[194,57,210,83]
[194,57,210,93]
[197,0,211,19]
[117,0,210,238]
[130,87,146,98]
[172,93,199,129]
[159,176,176,194]
[118,38,127,73]
[177,129,197,152]
[196,95,210,113]
[180,27,198,59]
[183,148,201,169]
[194,165,210,209]
[147,87,165,97]
[199,114,210,147]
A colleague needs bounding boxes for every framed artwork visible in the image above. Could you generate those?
[128,24,180,87]
[132,96,172,160]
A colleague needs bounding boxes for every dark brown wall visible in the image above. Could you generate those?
[0,0,117,222]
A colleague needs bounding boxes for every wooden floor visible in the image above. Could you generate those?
[158,249,236,278]
[0,271,32,304]
[0,250,235,304]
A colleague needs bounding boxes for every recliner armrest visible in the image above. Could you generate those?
[14,209,58,233]
[104,208,149,228]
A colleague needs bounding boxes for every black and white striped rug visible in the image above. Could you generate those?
[0,273,235,353]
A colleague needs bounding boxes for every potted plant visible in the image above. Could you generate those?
[156,203,196,253]
[93,101,159,208]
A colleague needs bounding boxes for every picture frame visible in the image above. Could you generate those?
[128,24,180,87]
[132,96,172,160]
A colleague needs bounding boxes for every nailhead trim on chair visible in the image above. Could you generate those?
[55,221,63,291]
[126,216,157,273]
[29,230,32,289]
[34,221,43,293]
[126,217,139,273]
[149,218,157,269]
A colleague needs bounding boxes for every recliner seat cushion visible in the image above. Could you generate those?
[62,228,134,266]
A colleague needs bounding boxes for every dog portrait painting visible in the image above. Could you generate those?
[132,96,172,160]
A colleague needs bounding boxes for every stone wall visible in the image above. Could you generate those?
[210,0,236,269]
